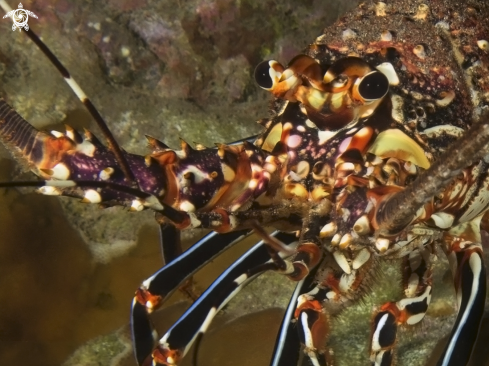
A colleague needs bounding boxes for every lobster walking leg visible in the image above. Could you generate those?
[286,205,330,281]
[270,257,324,366]
[370,247,434,366]
[438,226,486,366]
[270,277,313,366]
[150,232,298,366]
[294,249,374,366]
[158,224,182,265]
[131,229,252,365]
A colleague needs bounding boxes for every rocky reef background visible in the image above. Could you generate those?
[0,0,488,365]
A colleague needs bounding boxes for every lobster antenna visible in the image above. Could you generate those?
[376,111,489,236]
[0,0,139,189]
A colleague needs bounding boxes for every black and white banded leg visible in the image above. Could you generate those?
[370,246,434,366]
[292,249,374,366]
[131,229,252,365]
[149,231,298,366]
[437,230,486,366]
[269,264,320,366]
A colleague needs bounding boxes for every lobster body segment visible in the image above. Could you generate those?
[1,0,489,365]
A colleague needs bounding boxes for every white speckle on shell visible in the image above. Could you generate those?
[179,200,196,212]
[99,167,114,181]
[375,238,390,252]
[430,212,455,229]
[339,233,352,249]
[339,137,352,153]
[352,248,371,269]
[331,233,341,246]
[380,30,392,42]
[248,179,258,189]
[333,251,351,274]
[353,215,371,235]
[376,62,399,85]
[51,163,71,180]
[342,28,357,40]
[221,163,236,182]
[305,119,317,129]
[84,189,102,204]
[376,2,387,16]
[435,21,449,30]
[287,135,302,148]
[410,91,424,101]
[413,45,426,59]
[38,186,62,196]
[295,160,310,179]
[121,46,130,57]
[421,124,464,139]
[320,222,338,238]
[414,4,429,20]
[435,90,455,107]
[477,40,489,51]
[318,130,336,145]
[76,140,96,157]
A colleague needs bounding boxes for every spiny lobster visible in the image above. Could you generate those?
[1,0,489,366]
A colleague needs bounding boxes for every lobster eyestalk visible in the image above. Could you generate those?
[376,110,489,237]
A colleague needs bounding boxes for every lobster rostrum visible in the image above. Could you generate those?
[1,0,489,365]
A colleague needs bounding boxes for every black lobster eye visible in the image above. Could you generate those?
[254,60,274,89]
[358,71,389,100]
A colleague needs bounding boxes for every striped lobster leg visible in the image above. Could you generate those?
[292,249,374,366]
[148,232,298,366]
[370,246,434,366]
[131,229,252,365]
[270,277,313,366]
[371,111,489,365]
[437,224,486,366]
